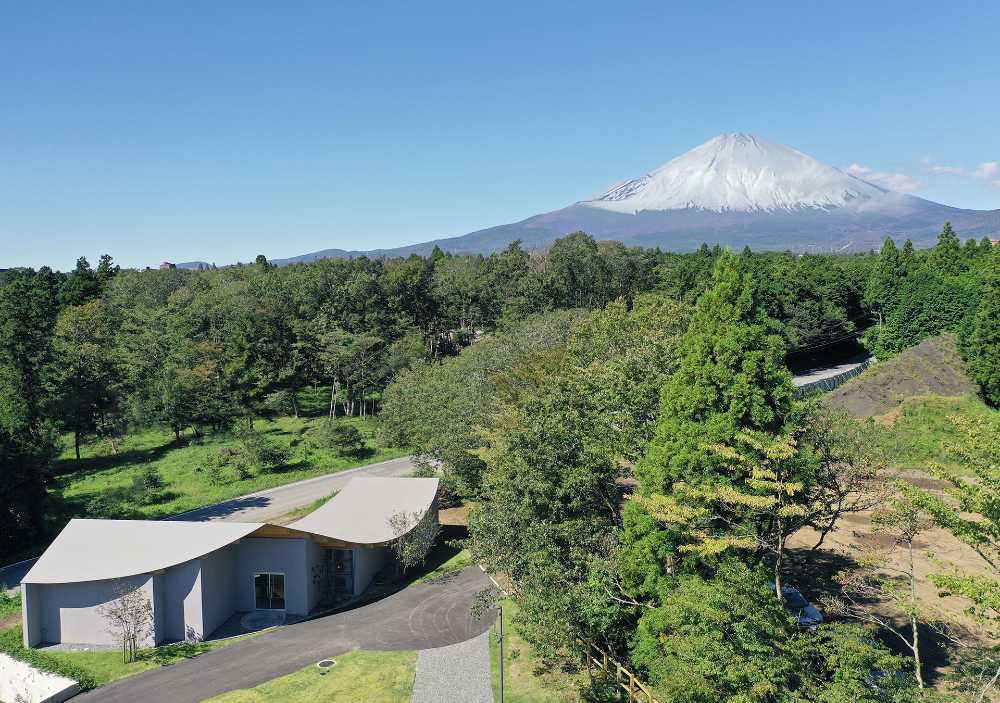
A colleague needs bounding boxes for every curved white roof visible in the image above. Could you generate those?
[289,477,439,545]
[23,519,263,584]
[23,477,439,585]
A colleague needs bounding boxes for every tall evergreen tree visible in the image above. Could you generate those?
[865,237,904,324]
[929,221,964,276]
[621,251,792,593]
[966,245,1000,406]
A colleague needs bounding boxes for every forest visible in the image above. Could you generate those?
[1,224,998,701]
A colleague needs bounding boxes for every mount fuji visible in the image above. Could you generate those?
[268,133,1000,264]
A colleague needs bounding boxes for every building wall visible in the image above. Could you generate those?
[353,547,388,595]
[304,540,324,613]
[162,558,201,642]
[234,538,311,615]
[30,573,155,647]
[199,545,238,638]
[21,583,41,647]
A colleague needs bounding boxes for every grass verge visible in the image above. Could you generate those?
[490,599,582,703]
[202,649,417,702]
[413,548,473,584]
[29,630,262,688]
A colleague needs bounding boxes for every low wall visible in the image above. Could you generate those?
[0,652,80,703]
[794,358,872,397]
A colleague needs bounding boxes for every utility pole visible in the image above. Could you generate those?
[497,605,504,703]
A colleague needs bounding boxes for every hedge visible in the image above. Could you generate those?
[0,624,98,691]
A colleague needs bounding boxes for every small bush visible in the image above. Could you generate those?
[205,464,229,486]
[579,672,620,703]
[236,428,290,474]
[0,624,98,690]
[85,494,116,518]
[131,466,166,503]
[307,420,367,458]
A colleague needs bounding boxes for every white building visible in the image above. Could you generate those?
[21,477,438,648]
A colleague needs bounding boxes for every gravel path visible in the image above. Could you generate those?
[412,630,494,703]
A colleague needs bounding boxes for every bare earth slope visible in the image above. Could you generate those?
[825,334,976,418]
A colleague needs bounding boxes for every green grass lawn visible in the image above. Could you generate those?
[202,649,417,703]
[873,394,998,476]
[490,599,582,703]
[51,415,407,525]
[42,634,260,687]
[413,548,473,584]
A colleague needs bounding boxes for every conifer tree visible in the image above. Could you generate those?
[966,245,1000,405]
[930,221,964,276]
[865,237,903,324]
[634,250,793,494]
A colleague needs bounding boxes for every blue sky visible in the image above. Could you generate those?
[2,1,999,270]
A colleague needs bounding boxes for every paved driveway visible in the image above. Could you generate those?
[78,566,494,703]
[0,455,417,591]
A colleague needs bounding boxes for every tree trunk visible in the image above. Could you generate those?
[910,541,924,689]
[291,391,299,419]
[74,429,81,460]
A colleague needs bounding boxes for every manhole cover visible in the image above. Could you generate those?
[240,611,286,631]
[317,659,337,669]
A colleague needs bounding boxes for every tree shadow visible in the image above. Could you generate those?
[52,438,181,481]
[784,544,954,688]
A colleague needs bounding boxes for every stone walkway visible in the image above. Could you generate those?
[412,630,494,703]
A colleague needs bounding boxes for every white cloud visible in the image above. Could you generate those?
[845,163,923,193]
[975,161,999,179]
[930,164,965,175]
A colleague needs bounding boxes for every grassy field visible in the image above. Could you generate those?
[202,649,418,703]
[50,415,407,525]
[490,599,582,703]
[873,394,998,476]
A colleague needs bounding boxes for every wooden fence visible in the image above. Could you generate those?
[578,639,659,703]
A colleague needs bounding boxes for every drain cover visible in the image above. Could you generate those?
[317,659,337,669]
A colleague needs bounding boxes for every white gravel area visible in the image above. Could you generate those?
[411,630,494,703]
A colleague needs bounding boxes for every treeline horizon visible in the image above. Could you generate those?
[0,226,996,559]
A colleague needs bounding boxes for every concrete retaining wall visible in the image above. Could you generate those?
[0,652,80,703]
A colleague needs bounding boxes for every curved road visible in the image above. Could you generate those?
[77,566,494,703]
[0,455,417,591]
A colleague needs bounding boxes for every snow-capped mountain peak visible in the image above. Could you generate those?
[582,133,890,214]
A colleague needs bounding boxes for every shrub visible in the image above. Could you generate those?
[85,494,116,518]
[236,428,290,474]
[307,420,367,458]
[0,624,98,690]
[205,464,228,486]
[131,466,165,503]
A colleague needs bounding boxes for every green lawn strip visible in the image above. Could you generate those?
[412,548,473,584]
[490,599,582,703]
[201,649,417,703]
[874,394,997,476]
[271,491,339,524]
[52,416,407,522]
[37,631,263,688]
[0,590,20,621]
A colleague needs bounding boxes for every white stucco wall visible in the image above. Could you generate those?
[21,584,41,648]
[304,540,324,613]
[162,557,201,642]
[353,547,388,596]
[199,545,237,638]
[234,538,310,614]
[0,652,80,703]
[32,573,154,647]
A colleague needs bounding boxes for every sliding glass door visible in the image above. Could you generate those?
[253,572,286,610]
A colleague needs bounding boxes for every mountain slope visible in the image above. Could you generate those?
[583,133,891,214]
[272,134,1000,263]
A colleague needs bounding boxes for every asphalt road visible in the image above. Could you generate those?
[77,565,494,703]
[791,353,871,387]
[0,455,417,591]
